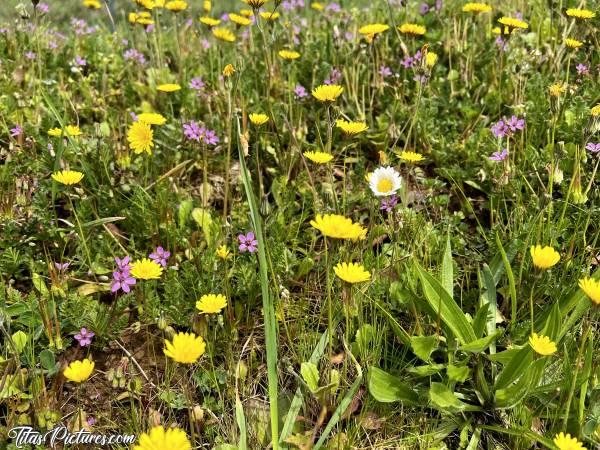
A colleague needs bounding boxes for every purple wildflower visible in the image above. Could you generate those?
[380,195,398,213]
[294,84,308,98]
[506,115,525,132]
[36,2,49,13]
[201,39,211,50]
[585,143,600,153]
[124,48,146,65]
[576,64,589,76]
[10,124,23,137]
[74,327,95,347]
[238,232,258,253]
[326,2,341,12]
[495,36,507,52]
[344,31,354,41]
[379,66,392,77]
[489,148,508,161]
[87,417,96,427]
[48,40,58,50]
[115,256,131,271]
[414,74,429,84]
[401,55,414,69]
[111,269,136,293]
[419,3,430,15]
[324,68,342,85]
[75,55,87,66]
[183,120,204,141]
[25,51,36,60]
[204,129,219,145]
[149,246,170,268]
[54,262,70,271]
[189,77,205,90]
[491,120,508,138]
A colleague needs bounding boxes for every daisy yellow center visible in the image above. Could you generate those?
[377,178,393,193]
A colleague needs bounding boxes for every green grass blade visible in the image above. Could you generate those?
[237,118,279,449]
[235,395,247,450]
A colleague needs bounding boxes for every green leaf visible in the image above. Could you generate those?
[429,383,478,412]
[39,350,56,370]
[472,303,490,338]
[441,234,453,298]
[178,199,193,228]
[542,301,561,341]
[410,336,439,362]
[407,364,445,377]
[32,273,49,296]
[447,364,470,383]
[354,324,375,354]
[191,208,213,244]
[368,367,419,404]
[460,331,502,353]
[494,359,546,409]
[494,345,533,390]
[415,262,477,345]
[301,362,320,393]
[12,330,28,354]
[478,264,497,354]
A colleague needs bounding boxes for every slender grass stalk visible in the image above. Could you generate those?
[236,118,279,449]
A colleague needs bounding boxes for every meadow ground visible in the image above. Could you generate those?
[0,0,599,449]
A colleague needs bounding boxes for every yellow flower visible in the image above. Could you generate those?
[528,333,557,356]
[133,426,192,450]
[203,0,211,12]
[82,0,101,9]
[213,27,236,42]
[223,63,236,76]
[591,104,600,117]
[137,113,167,125]
[398,23,426,35]
[565,8,595,20]
[530,245,560,270]
[196,294,228,314]
[200,16,221,26]
[165,0,187,11]
[129,12,138,23]
[399,151,425,163]
[240,9,254,17]
[311,2,324,11]
[157,83,182,92]
[553,432,587,450]
[336,120,368,135]
[579,277,600,305]
[358,23,390,39]
[492,26,514,35]
[64,359,94,383]
[127,121,154,155]
[136,17,155,25]
[310,214,367,241]
[426,51,438,67]
[549,83,566,97]
[497,17,528,30]
[216,245,230,259]
[163,332,206,364]
[303,151,334,164]
[249,113,269,126]
[278,50,301,60]
[64,125,82,136]
[229,13,251,26]
[48,128,63,137]
[260,11,280,20]
[334,262,371,284]
[312,84,344,102]
[462,2,491,13]
[51,170,84,185]
[244,0,267,8]
[130,258,163,279]
[565,38,583,49]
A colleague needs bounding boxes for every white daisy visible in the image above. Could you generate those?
[368,166,402,197]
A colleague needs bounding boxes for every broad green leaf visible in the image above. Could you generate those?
[478,264,496,354]
[32,273,49,296]
[542,301,561,341]
[494,359,546,409]
[178,199,193,228]
[494,345,533,390]
[301,362,320,393]
[460,331,502,353]
[191,208,213,244]
[354,324,375,354]
[410,336,438,362]
[489,238,521,284]
[368,367,418,404]
[12,330,28,354]
[447,364,470,383]
[472,303,490,338]
[415,262,477,345]
[466,428,481,450]
[408,364,445,377]
[488,346,522,364]
[441,234,453,298]
[236,395,247,450]
[429,383,479,412]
